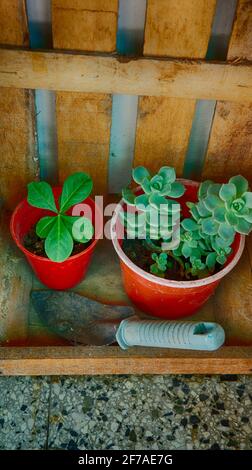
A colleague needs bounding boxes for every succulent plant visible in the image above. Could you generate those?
[121,166,252,280]
[122,166,184,242]
[193,175,252,236]
[122,166,185,213]
[150,252,171,277]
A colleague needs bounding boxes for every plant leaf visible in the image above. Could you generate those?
[45,215,73,262]
[36,216,56,239]
[141,177,152,194]
[229,175,248,197]
[132,166,150,184]
[204,195,222,211]
[169,181,185,198]
[198,180,213,199]
[244,209,252,223]
[122,188,136,206]
[135,194,149,211]
[72,216,94,243]
[235,218,252,235]
[158,166,176,183]
[219,183,236,202]
[182,243,192,258]
[27,181,58,213]
[225,211,238,226]
[213,206,226,223]
[207,183,222,196]
[60,172,93,213]
[243,192,252,208]
[201,218,219,235]
[181,218,198,231]
[218,223,235,241]
[60,215,80,232]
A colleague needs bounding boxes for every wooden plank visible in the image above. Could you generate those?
[0,346,252,375]
[1,48,252,101]
[134,0,217,176]
[0,210,32,344]
[203,0,252,181]
[213,241,252,346]
[0,0,38,210]
[52,0,118,194]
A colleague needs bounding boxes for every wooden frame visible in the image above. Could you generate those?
[0,48,252,102]
[1,346,252,376]
[1,46,252,375]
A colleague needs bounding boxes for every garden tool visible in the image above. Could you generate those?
[31,291,225,351]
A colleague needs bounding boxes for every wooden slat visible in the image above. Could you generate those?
[0,210,32,344]
[134,0,217,176]
[52,0,118,195]
[203,0,252,181]
[0,346,252,375]
[0,0,38,210]
[1,48,252,101]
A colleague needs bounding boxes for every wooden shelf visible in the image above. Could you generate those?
[1,208,252,375]
[0,48,252,102]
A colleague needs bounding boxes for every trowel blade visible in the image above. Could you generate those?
[31,290,135,346]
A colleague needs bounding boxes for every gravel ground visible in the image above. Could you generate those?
[0,375,252,450]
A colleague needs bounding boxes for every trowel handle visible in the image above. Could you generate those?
[116,319,225,351]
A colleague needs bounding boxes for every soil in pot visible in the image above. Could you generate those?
[122,238,221,282]
[24,225,92,258]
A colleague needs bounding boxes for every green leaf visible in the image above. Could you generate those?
[198,180,213,199]
[36,216,56,239]
[235,218,252,235]
[219,183,236,202]
[206,252,217,270]
[61,215,94,243]
[72,216,94,243]
[135,194,149,211]
[45,215,73,262]
[27,181,58,213]
[197,200,211,217]
[141,177,152,194]
[207,183,222,196]
[216,254,227,265]
[122,188,136,206]
[132,166,150,184]
[182,243,192,258]
[60,215,80,232]
[225,211,238,226]
[60,172,93,213]
[229,175,248,197]
[244,209,252,223]
[149,193,169,212]
[181,218,198,231]
[213,206,226,223]
[159,182,172,196]
[158,166,176,183]
[204,195,222,211]
[218,223,235,241]
[168,181,185,198]
[201,218,219,235]
[190,205,201,221]
[243,192,252,208]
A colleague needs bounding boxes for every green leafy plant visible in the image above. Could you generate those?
[27,172,94,262]
[121,167,252,280]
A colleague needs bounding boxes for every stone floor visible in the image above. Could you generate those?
[0,374,251,450]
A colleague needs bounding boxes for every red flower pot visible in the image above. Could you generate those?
[10,187,103,290]
[111,180,245,319]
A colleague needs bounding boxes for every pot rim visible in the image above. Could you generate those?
[111,178,246,289]
[10,191,103,264]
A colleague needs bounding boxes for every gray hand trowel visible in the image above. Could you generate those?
[31,291,225,351]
